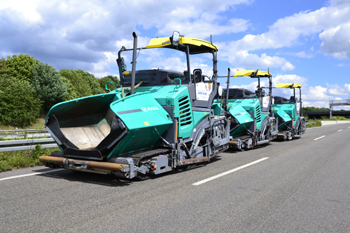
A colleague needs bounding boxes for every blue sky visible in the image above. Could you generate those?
[1,0,350,109]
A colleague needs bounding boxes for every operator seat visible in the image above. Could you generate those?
[289,96,295,103]
[193,69,202,83]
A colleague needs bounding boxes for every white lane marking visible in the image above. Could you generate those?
[192,157,269,186]
[314,135,326,141]
[0,169,64,182]
[338,129,343,132]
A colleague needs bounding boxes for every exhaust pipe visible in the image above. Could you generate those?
[225,68,231,111]
[39,156,129,173]
[131,32,138,95]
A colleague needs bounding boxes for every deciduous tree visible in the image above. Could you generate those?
[5,54,39,83]
[0,77,41,127]
[99,75,120,92]
[31,63,67,111]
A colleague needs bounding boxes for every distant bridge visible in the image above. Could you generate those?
[329,99,350,119]
[303,110,350,119]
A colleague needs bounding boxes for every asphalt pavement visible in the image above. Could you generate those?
[1,124,350,233]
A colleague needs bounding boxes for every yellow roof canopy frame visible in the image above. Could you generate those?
[275,83,302,88]
[146,37,218,54]
[233,70,272,77]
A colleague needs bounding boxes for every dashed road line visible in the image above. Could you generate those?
[0,169,64,182]
[314,135,326,141]
[192,157,269,186]
[338,129,343,132]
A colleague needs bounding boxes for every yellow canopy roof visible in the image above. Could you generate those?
[275,83,302,88]
[233,70,272,77]
[146,37,218,54]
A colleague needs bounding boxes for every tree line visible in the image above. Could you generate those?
[0,54,120,127]
[302,107,330,112]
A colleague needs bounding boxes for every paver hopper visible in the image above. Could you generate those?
[213,70,278,150]
[40,32,230,179]
[272,83,306,140]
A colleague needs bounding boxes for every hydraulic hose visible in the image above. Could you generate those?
[180,143,191,158]
[122,80,143,98]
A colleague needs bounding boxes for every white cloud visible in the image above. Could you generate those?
[245,5,350,51]
[345,84,350,92]
[292,51,314,58]
[337,63,350,67]
[304,86,330,101]
[159,18,249,39]
[230,81,259,91]
[329,0,350,7]
[303,101,329,108]
[226,72,350,108]
[230,73,307,92]
[319,22,350,59]
[327,84,348,96]
[0,0,43,23]
[92,51,120,78]
[302,83,350,108]
[273,74,307,86]
[1,0,350,80]
[220,49,295,71]
[218,1,350,70]
[328,88,346,96]
[0,0,253,75]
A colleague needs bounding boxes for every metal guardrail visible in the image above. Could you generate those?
[306,122,316,125]
[1,133,51,140]
[0,138,54,146]
[0,143,58,153]
[0,129,48,134]
[0,129,50,140]
[0,129,58,152]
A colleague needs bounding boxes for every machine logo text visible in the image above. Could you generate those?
[141,106,159,112]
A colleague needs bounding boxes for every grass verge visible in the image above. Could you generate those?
[0,145,59,172]
[306,116,350,128]
[306,119,322,128]
[322,116,350,121]
[0,117,46,130]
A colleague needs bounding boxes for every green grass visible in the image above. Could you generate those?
[0,117,46,130]
[0,114,59,172]
[305,115,350,128]
[0,145,59,172]
[306,119,322,128]
[305,116,350,124]
[329,116,350,121]
[317,116,350,121]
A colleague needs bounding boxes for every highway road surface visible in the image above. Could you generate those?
[1,124,350,233]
